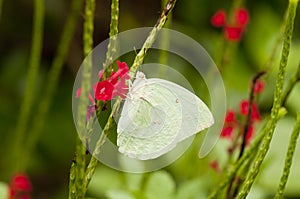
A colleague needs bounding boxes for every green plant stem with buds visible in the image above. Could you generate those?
[12,0,44,173]
[275,113,300,198]
[23,0,84,171]
[82,0,178,193]
[237,0,298,198]
[69,0,95,198]
[282,61,300,105]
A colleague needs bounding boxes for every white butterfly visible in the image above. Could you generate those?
[117,71,214,160]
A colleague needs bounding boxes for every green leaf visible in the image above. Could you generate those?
[144,171,175,199]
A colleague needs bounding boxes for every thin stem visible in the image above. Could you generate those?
[158,0,172,76]
[208,113,283,198]
[70,0,96,198]
[12,0,44,172]
[275,113,300,198]
[23,0,84,170]
[238,71,266,159]
[83,0,178,191]
[281,61,300,106]
[103,0,119,75]
[83,0,120,190]
[237,0,298,198]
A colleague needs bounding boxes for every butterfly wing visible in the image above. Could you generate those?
[117,79,182,160]
[149,78,214,142]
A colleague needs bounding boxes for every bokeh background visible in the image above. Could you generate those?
[1,0,300,198]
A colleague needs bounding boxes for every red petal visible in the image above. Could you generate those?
[221,126,234,139]
[75,88,82,98]
[94,81,114,101]
[211,10,226,27]
[240,100,249,115]
[224,26,243,41]
[251,103,261,121]
[110,61,129,84]
[10,174,32,192]
[209,160,221,173]
[254,80,264,94]
[225,110,236,123]
[98,69,104,79]
[235,8,249,27]
[246,125,254,144]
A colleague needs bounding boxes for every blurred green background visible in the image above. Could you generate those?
[1,0,300,198]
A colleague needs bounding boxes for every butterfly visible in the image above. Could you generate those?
[117,71,214,160]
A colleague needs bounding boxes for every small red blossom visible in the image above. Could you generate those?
[94,61,130,102]
[246,125,254,145]
[209,160,221,173]
[239,100,261,121]
[235,8,249,27]
[109,61,129,84]
[224,26,243,41]
[9,173,32,199]
[211,8,249,42]
[254,80,264,94]
[224,110,236,123]
[94,80,114,101]
[10,174,32,192]
[221,126,234,139]
[211,10,226,27]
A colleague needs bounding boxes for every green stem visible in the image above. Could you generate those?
[281,61,300,105]
[12,0,44,172]
[23,0,84,170]
[83,0,120,190]
[237,1,298,198]
[275,113,300,198]
[208,108,287,198]
[158,0,172,76]
[83,0,177,191]
[70,0,95,198]
[103,0,119,74]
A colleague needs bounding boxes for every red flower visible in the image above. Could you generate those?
[246,125,254,144]
[10,174,32,192]
[212,8,249,42]
[109,61,129,84]
[239,100,260,121]
[221,126,234,139]
[224,26,243,41]
[94,61,130,102]
[112,73,130,98]
[254,80,264,94]
[9,174,32,199]
[225,110,236,123]
[211,10,226,27]
[94,80,114,101]
[209,160,221,173]
[235,8,249,27]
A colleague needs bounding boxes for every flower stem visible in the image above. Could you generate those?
[12,0,44,173]
[281,61,300,105]
[275,113,300,198]
[237,0,298,198]
[69,0,95,198]
[103,0,119,75]
[82,0,178,192]
[23,0,84,171]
